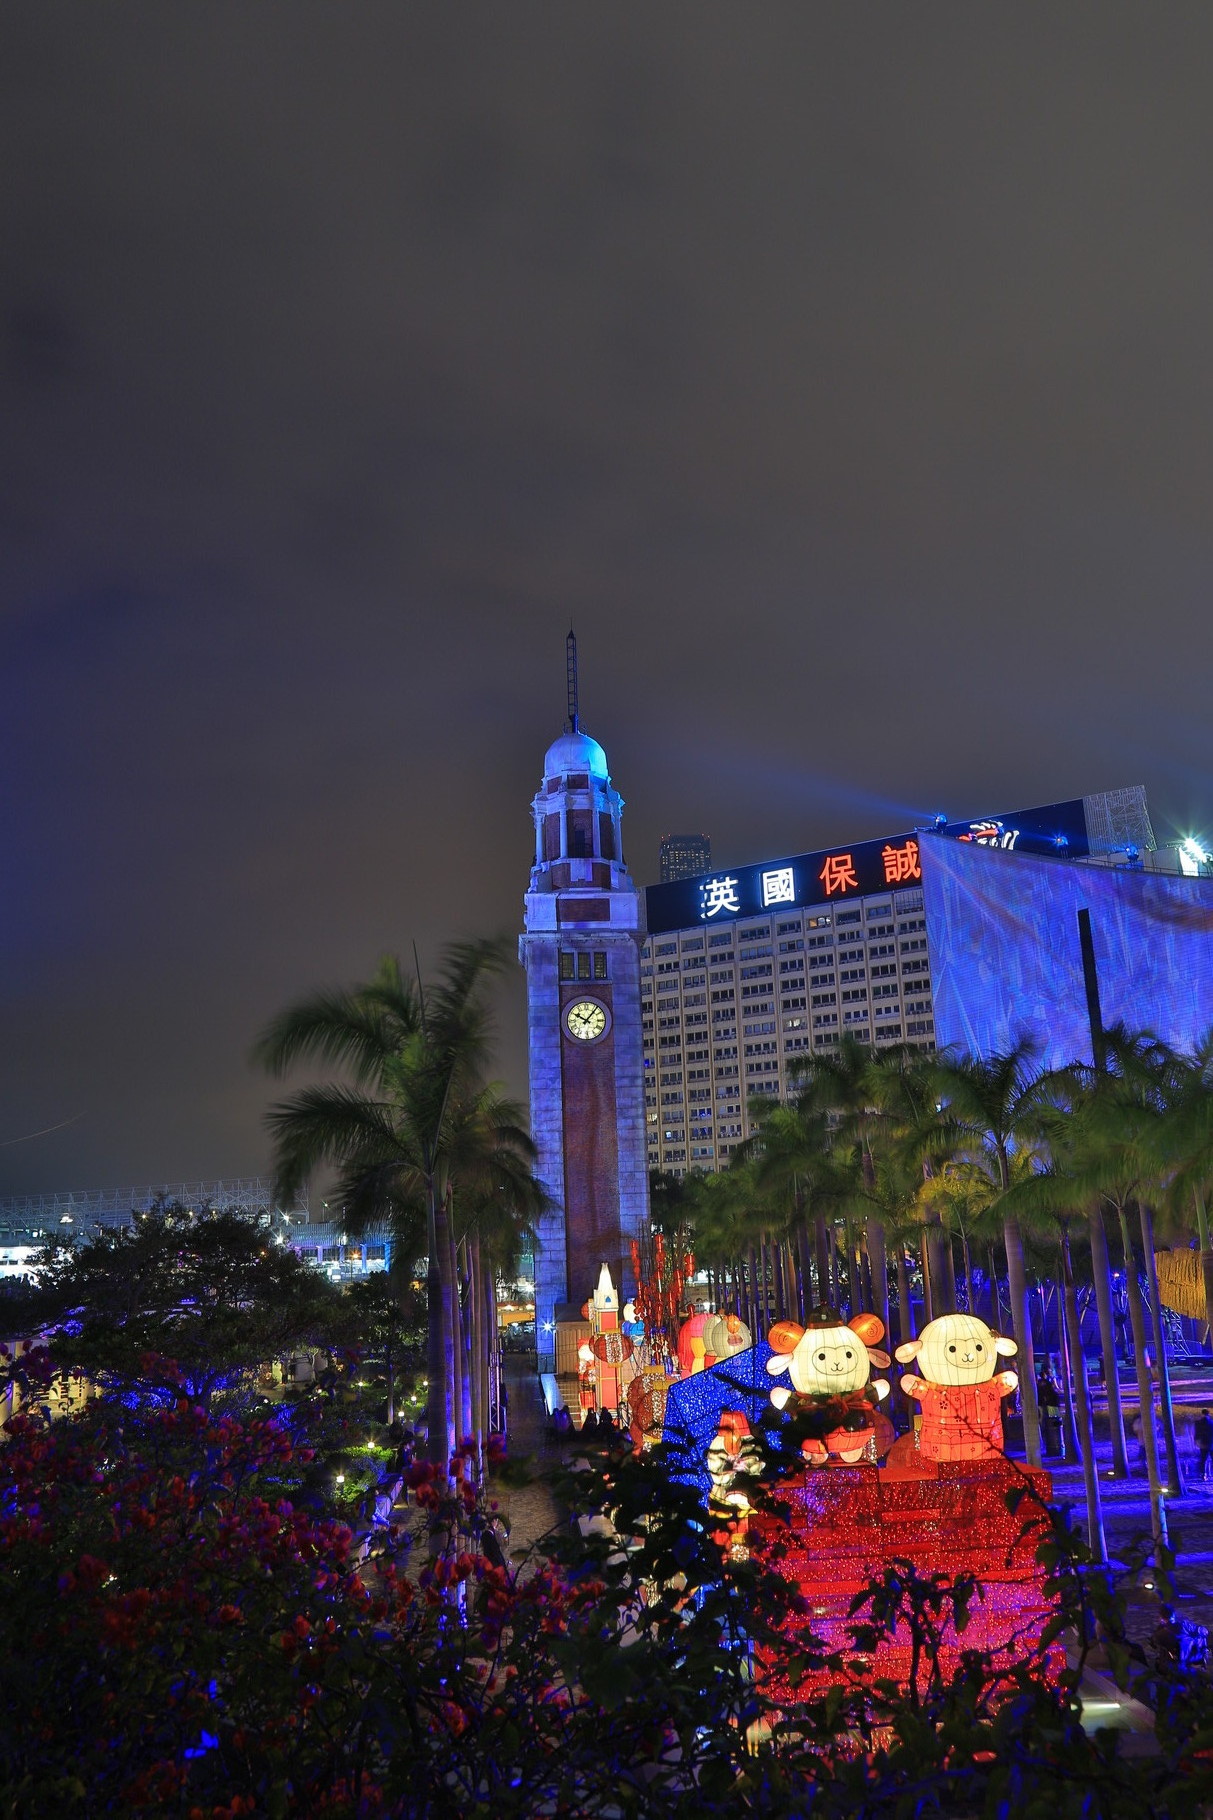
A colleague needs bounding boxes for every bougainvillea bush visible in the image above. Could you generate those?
[2,1396,1213,1818]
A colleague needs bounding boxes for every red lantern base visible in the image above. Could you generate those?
[750,1456,1059,1700]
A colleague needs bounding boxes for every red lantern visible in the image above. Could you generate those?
[590,1332,633,1366]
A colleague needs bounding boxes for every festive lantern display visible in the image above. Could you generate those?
[587,1263,624,1411]
[676,1309,752,1377]
[764,1306,891,1465]
[895,1314,1018,1463]
[590,1330,634,1367]
[621,1299,646,1343]
[627,1364,675,1450]
[658,1311,1055,1706]
[630,1230,696,1365]
[706,1410,764,1554]
[702,1310,752,1364]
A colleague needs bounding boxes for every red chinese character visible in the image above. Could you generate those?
[819,852,858,896]
[881,839,922,885]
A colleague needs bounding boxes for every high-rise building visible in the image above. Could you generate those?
[637,786,1210,1178]
[519,718,650,1368]
[660,832,712,883]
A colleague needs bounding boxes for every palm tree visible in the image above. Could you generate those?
[255,940,541,1476]
[683,1169,762,1328]
[1072,1030,1185,1502]
[788,1037,893,1337]
[446,1084,547,1456]
[738,1094,842,1314]
[872,1043,968,1323]
[997,1141,1111,1558]
[1030,1081,1130,1480]
[1153,1028,1213,1343]
[930,1041,1050,1468]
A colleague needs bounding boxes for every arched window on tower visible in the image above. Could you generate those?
[568,809,594,858]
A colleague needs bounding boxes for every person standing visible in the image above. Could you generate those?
[1037,1371,1064,1458]
[1194,1408,1213,1482]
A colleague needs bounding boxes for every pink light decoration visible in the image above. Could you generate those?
[749,1458,1061,1701]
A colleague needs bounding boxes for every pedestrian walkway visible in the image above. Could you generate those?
[1035,1437,1213,1650]
[494,1355,562,1558]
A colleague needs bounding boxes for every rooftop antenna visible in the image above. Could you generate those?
[566,626,579,732]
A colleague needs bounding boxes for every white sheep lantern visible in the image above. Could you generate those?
[765,1307,891,1465]
[896,1313,1019,1463]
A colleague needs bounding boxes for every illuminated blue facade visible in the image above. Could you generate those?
[922,834,1213,1068]
[520,726,650,1370]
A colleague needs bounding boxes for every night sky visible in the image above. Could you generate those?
[4,10,1213,1196]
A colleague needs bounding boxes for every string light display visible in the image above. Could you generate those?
[662,1342,775,1499]
[749,1459,1062,1696]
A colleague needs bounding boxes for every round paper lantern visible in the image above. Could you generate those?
[590,1331,633,1366]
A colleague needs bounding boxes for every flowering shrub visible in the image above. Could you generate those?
[1,1390,1212,1816]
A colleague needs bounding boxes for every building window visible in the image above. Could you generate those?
[559,953,575,981]
[577,952,592,980]
[594,951,608,979]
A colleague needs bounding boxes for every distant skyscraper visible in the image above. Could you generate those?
[660,833,711,883]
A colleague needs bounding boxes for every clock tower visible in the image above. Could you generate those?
[520,655,649,1370]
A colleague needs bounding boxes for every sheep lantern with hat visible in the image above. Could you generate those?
[765,1306,892,1465]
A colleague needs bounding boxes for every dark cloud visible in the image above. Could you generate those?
[2,6,1212,1191]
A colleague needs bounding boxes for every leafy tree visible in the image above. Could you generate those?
[256,942,545,1475]
[3,1389,1211,1817]
[1041,1032,1187,1547]
[1151,1026,1213,1337]
[736,1096,841,1316]
[929,1041,1051,1467]
[788,1035,894,1335]
[342,1269,422,1424]
[7,1205,342,1406]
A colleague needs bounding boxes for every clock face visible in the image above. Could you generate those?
[565,998,609,1043]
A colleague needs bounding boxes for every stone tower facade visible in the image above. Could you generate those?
[520,723,649,1370]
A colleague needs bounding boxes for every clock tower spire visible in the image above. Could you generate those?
[520,649,649,1369]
